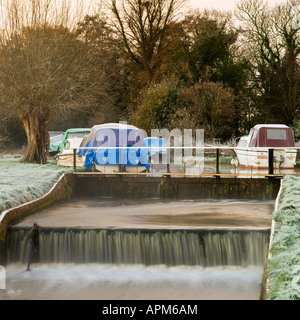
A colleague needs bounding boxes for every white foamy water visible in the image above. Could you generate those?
[0,264,263,300]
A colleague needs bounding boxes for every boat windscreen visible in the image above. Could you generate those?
[67,131,91,139]
[237,138,248,147]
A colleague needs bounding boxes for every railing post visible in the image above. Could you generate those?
[147,151,151,173]
[268,148,274,175]
[119,147,122,172]
[119,147,126,172]
[216,148,220,175]
[73,148,77,172]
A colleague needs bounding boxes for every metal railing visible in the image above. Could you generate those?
[70,146,300,178]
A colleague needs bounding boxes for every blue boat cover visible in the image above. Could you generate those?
[144,137,167,157]
[78,124,166,171]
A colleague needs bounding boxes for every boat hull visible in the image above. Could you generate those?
[235,148,297,169]
[57,154,85,167]
[94,164,147,173]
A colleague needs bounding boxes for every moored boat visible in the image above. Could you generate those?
[79,123,167,172]
[56,128,91,167]
[234,124,297,169]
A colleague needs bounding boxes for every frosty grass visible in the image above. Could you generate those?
[267,176,300,300]
[0,156,70,213]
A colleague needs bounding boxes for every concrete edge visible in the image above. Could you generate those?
[269,178,284,251]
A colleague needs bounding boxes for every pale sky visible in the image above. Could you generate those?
[188,0,238,11]
[188,0,284,12]
[0,0,290,30]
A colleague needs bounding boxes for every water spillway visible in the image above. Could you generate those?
[7,227,270,267]
[2,199,273,300]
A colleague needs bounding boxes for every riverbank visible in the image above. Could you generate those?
[0,156,71,213]
[265,175,300,299]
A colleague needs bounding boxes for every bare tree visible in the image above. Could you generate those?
[108,0,186,86]
[0,0,107,163]
[236,0,300,125]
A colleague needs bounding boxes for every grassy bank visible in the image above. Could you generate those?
[0,156,71,213]
[266,176,300,299]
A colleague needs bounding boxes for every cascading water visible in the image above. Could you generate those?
[2,199,273,300]
[7,227,269,267]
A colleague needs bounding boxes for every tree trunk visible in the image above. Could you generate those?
[18,113,50,164]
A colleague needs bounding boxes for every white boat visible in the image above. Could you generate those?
[235,124,297,169]
[57,128,91,167]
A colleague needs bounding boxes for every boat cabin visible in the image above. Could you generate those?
[238,124,295,148]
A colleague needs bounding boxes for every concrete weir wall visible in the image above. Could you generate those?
[0,173,75,265]
[73,174,280,201]
[0,173,280,266]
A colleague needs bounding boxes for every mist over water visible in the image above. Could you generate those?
[1,264,263,300]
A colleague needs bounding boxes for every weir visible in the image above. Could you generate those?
[7,226,270,268]
[1,173,276,299]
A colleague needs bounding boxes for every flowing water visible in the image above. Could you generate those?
[1,264,264,300]
[1,199,273,300]
[7,227,269,267]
